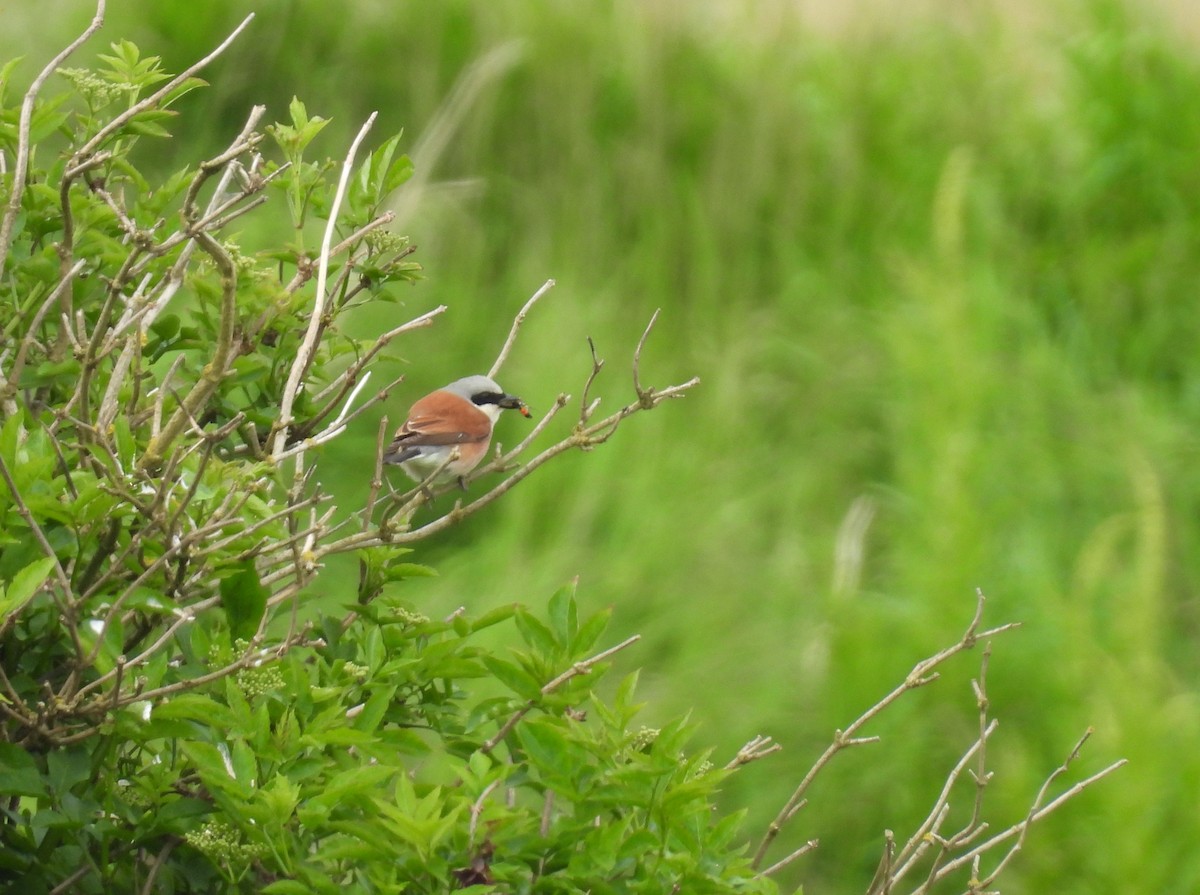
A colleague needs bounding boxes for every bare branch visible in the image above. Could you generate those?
[757,839,820,879]
[725,735,783,770]
[752,589,1020,871]
[327,319,699,556]
[488,278,556,379]
[0,259,88,413]
[0,0,106,278]
[632,307,660,400]
[914,751,1128,893]
[273,112,379,459]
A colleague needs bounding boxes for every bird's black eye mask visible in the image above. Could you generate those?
[471,391,507,407]
[473,391,531,416]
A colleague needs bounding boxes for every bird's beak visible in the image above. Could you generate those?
[499,394,531,417]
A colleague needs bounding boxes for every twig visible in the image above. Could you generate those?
[752,589,1020,870]
[632,308,660,400]
[363,415,389,533]
[139,228,237,470]
[140,839,179,895]
[579,337,604,425]
[0,260,88,412]
[488,278,555,379]
[725,735,783,770]
[757,839,819,879]
[883,719,999,892]
[0,0,106,279]
[914,752,1127,893]
[273,112,378,459]
[468,779,501,848]
[271,372,375,462]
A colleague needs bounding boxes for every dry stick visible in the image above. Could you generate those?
[915,755,1128,893]
[866,831,897,895]
[758,839,820,879]
[631,307,660,400]
[488,393,570,467]
[139,839,179,895]
[752,589,1020,870]
[948,730,1118,892]
[362,415,390,533]
[296,306,444,437]
[468,779,502,848]
[47,864,93,895]
[273,112,379,459]
[884,650,1002,893]
[138,229,237,470]
[725,735,783,770]
[272,372,374,462]
[883,719,1000,892]
[578,337,605,425]
[488,278,556,379]
[0,0,106,279]
[310,304,445,405]
[478,634,641,756]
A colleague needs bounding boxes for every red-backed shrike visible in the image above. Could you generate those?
[383,375,530,485]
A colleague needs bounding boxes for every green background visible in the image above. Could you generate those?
[6,1,1199,891]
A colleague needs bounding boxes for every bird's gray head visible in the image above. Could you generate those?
[441,375,529,419]
[442,375,505,402]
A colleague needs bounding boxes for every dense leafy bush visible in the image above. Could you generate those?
[0,20,750,895]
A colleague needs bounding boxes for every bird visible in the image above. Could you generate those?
[383,374,530,486]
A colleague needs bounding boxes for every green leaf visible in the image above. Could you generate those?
[471,603,517,632]
[46,747,90,795]
[515,608,558,657]
[547,581,578,647]
[261,774,301,825]
[149,798,212,835]
[0,743,46,797]
[572,605,612,658]
[262,882,313,895]
[352,684,397,734]
[481,655,542,700]
[385,562,437,582]
[0,556,57,617]
[515,718,572,775]
[219,559,268,642]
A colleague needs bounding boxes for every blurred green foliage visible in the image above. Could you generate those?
[5,0,1200,891]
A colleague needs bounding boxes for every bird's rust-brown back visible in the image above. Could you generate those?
[391,389,493,447]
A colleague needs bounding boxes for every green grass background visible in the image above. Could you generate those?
[7,0,1200,891]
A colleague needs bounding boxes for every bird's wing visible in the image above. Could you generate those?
[390,390,493,448]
